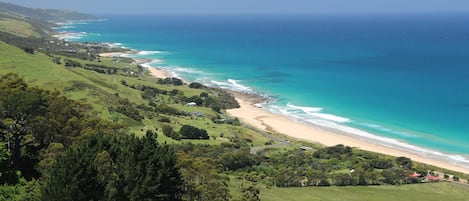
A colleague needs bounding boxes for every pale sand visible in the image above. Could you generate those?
[147,67,171,79]
[227,95,469,174]
[98,52,126,57]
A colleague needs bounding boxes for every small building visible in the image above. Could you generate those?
[424,175,440,182]
[409,172,421,178]
[186,102,197,107]
[194,112,204,117]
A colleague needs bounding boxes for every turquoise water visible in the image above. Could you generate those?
[57,14,469,167]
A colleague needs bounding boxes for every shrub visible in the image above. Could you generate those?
[158,117,171,123]
[189,82,204,89]
[162,125,180,140]
[179,125,209,140]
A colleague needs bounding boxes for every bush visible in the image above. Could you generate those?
[120,80,128,86]
[158,78,183,86]
[23,47,34,54]
[179,125,209,140]
[157,104,181,115]
[162,125,180,140]
[189,82,204,89]
[158,117,171,123]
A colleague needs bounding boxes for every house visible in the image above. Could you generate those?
[186,102,197,107]
[409,172,421,178]
[424,175,440,182]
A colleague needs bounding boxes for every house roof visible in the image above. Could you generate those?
[409,172,421,178]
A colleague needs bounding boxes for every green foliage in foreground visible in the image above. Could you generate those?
[261,182,469,201]
[43,132,182,201]
[1,29,468,200]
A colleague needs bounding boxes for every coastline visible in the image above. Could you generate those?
[95,49,469,174]
[55,26,469,174]
[226,92,469,174]
[146,66,172,79]
[98,51,172,78]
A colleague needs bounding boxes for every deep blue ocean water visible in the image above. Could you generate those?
[57,14,469,167]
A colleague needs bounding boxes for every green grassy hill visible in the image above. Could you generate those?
[0,40,265,145]
[261,182,469,201]
[1,4,469,200]
[0,2,96,22]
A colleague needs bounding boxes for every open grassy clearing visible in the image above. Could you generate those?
[261,182,469,201]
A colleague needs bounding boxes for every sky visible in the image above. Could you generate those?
[4,0,469,15]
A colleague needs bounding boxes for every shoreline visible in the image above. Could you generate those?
[81,44,469,174]
[129,49,469,174]
[98,51,173,79]
[146,66,172,79]
[226,92,469,174]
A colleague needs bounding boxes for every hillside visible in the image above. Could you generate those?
[0,3,468,201]
[0,2,96,22]
[1,35,468,200]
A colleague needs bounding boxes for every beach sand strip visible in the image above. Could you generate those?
[226,93,469,174]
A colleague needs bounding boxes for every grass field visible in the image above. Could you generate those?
[2,39,469,201]
[261,182,469,201]
[0,41,272,146]
[0,18,40,38]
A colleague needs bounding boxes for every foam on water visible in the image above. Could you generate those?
[265,102,469,168]
[53,32,88,41]
[227,79,252,91]
[138,50,166,55]
[139,59,164,68]
[122,45,469,170]
[286,103,323,113]
[60,16,469,170]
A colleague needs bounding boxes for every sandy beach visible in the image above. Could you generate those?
[98,52,127,57]
[137,53,468,175]
[226,93,469,174]
[146,70,469,174]
[147,67,172,79]
[98,51,171,79]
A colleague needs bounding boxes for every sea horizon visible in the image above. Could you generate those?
[55,13,469,169]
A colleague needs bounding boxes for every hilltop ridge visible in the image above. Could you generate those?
[0,1,96,22]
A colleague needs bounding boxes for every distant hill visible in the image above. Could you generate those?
[0,2,96,22]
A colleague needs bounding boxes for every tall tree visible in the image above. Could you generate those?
[42,133,183,201]
[0,74,47,173]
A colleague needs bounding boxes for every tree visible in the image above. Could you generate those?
[0,144,18,184]
[162,125,179,140]
[94,151,118,201]
[332,173,353,186]
[178,153,230,201]
[242,185,260,201]
[23,47,34,54]
[1,74,115,180]
[189,82,204,89]
[0,74,47,173]
[395,157,413,169]
[274,168,302,187]
[36,143,64,180]
[180,125,209,140]
[306,169,327,186]
[219,147,258,171]
[199,92,209,98]
[42,133,183,201]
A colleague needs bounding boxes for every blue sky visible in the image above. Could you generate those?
[4,0,469,14]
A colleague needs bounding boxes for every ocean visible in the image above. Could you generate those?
[56,13,469,168]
